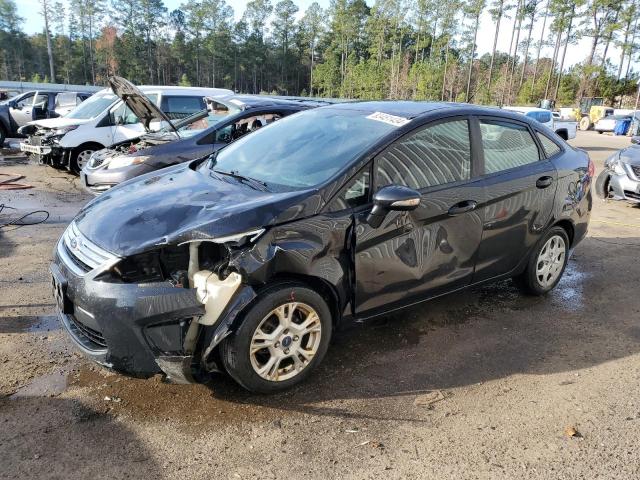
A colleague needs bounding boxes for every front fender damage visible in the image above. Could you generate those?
[187,215,354,375]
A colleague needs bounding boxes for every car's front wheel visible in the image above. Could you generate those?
[515,227,569,295]
[220,283,332,393]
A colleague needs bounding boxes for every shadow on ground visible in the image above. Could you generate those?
[0,397,161,479]
[51,235,640,424]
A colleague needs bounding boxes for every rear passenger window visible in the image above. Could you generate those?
[536,132,561,157]
[480,120,540,174]
[161,96,205,120]
[376,119,471,190]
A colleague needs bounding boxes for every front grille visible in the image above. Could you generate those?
[66,313,107,350]
[624,190,640,200]
[630,165,640,180]
[58,222,119,276]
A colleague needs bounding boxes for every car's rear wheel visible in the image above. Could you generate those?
[220,284,332,393]
[515,227,569,296]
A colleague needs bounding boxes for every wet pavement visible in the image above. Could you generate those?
[1,131,640,479]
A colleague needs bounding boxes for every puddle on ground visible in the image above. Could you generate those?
[550,261,589,311]
[0,314,60,334]
[10,370,68,399]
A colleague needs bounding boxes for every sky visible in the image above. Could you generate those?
[15,0,638,74]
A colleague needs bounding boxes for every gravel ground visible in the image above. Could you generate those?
[1,131,639,479]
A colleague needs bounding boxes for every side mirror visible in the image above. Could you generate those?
[631,136,640,145]
[8,100,16,109]
[366,185,421,228]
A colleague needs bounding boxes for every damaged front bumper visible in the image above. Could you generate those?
[52,249,206,380]
[51,225,260,383]
[20,136,67,166]
[595,168,640,203]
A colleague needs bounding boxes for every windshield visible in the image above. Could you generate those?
[65,93,117,119]
[201,107,398,189]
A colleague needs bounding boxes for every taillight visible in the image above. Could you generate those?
[587,157,595,178]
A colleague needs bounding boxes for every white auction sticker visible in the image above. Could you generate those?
[366,111,410,127]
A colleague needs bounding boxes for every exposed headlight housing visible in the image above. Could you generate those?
[107,155,151,169]
[608,157,627,176]
[54,125,79,136]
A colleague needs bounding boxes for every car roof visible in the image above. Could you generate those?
[215,94,331,109]
[503,106,549,113]
[320,101,533,122]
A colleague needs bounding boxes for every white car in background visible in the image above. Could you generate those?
[594,114,636,134]
[502,106,577,141]
[19,78,232,173]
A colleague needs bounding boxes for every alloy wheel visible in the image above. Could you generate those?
[249,302,322,382]
[535,234,566,288]
[76,149,94,170]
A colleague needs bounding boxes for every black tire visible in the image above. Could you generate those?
[514,226,570,296]
[220,283,332,393]
[70,143,101,175]
[0,124,6,148]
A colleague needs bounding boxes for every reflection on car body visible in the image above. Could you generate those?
[50,102,593,393]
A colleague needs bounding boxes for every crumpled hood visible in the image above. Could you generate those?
[74,163,316,257]
[30,117,92,129]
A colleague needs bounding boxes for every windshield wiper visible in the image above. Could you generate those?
[213,169,269,192]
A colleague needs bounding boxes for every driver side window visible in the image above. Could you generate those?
[375,119,471,190]
[110,103,139,125]
[16,93,34,108]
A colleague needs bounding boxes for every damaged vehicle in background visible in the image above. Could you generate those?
[19,77,232,173]
[595,136,640,203]
[81,95,327,194]
[51,102,593,393]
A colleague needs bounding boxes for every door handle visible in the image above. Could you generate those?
[536,176,554,188]
[448,200,477,216]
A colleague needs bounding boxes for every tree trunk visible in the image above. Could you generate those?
[487,0,504,100]
[530,0,549,101]
[465,13,480,103]
[507,1,524,103]
[617,16,631,79]
[544,19,562,99]
[441,40,450,101]
[625,16,638,79]
[518,6,536,92]
[554,15,573,101]
[42,0,56,82]
[501,0,521,105]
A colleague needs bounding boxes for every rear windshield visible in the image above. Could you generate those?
[65,93,118,119]
[201,107,398,190]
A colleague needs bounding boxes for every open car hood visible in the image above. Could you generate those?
[108,76,177,133]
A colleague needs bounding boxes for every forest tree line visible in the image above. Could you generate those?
[0,0,639,107]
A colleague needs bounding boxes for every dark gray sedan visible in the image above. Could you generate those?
[81,95,326,194]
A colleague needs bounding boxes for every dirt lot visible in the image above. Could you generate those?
[1,131,639,479]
